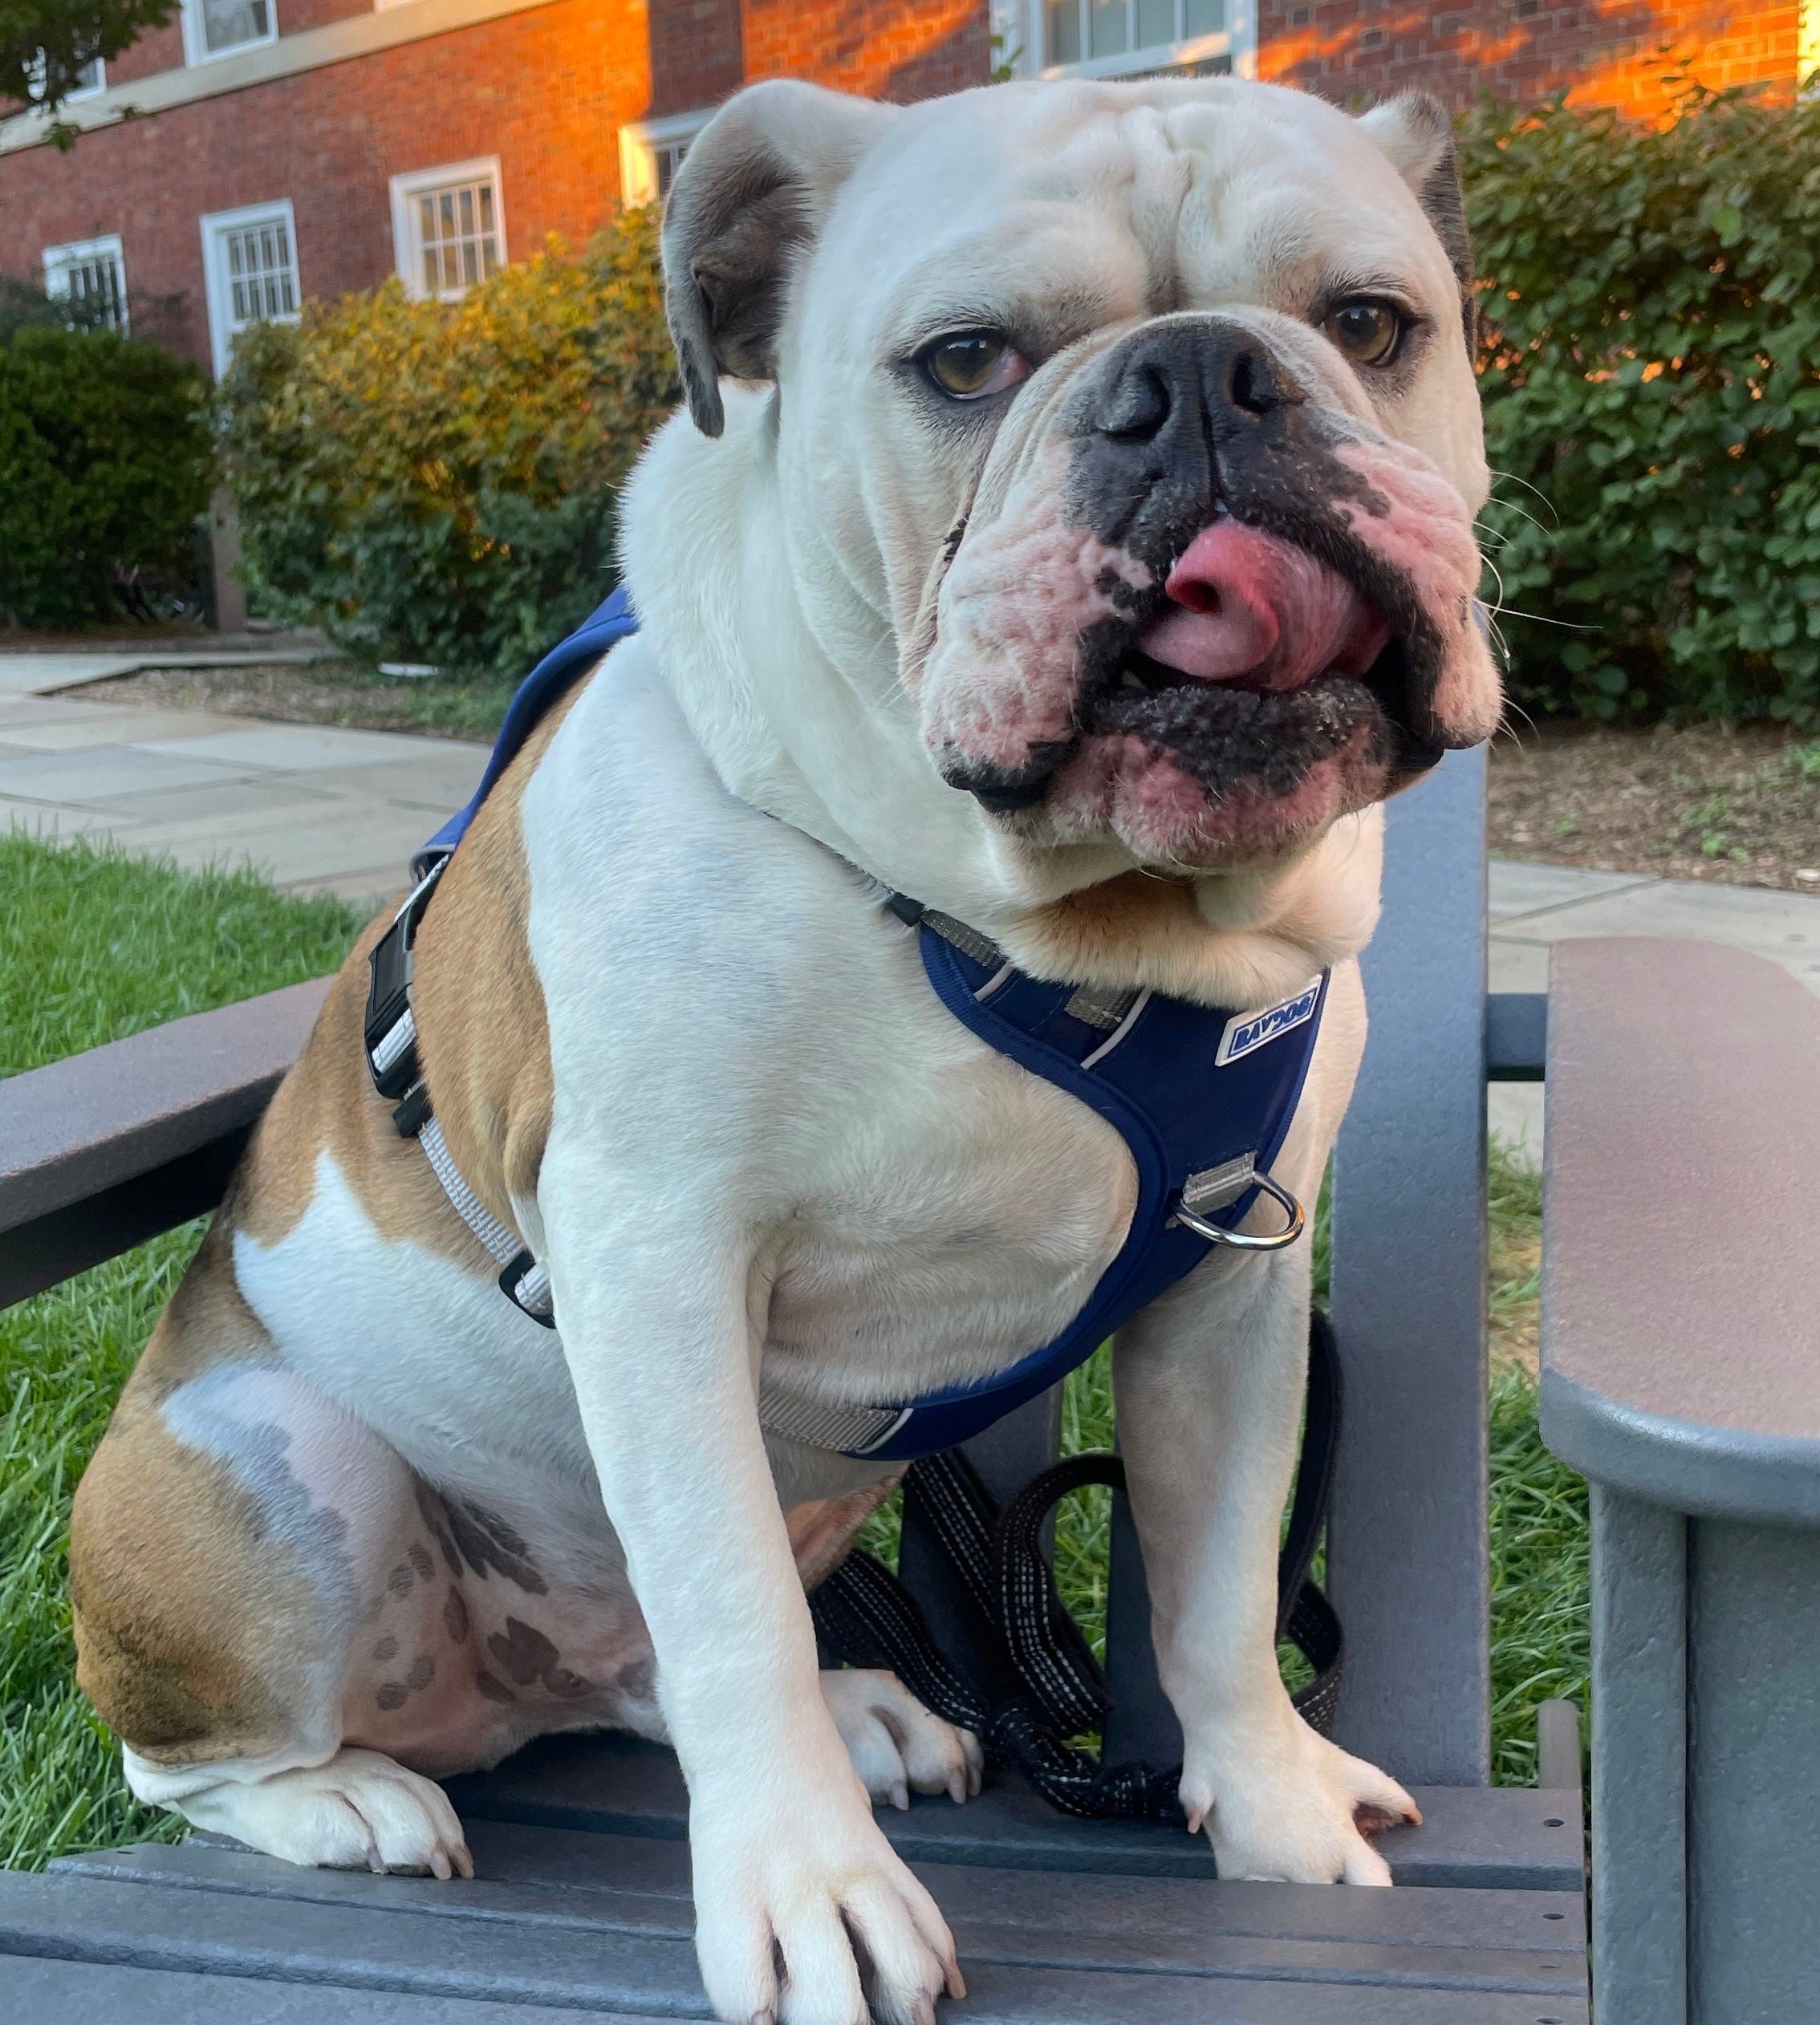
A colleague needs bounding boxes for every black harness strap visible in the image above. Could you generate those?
[810,1309,1346,1823]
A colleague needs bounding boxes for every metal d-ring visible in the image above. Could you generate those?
[1175,1171,1307,1252]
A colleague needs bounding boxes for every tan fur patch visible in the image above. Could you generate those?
[409,676,594,1231]
[71,1263,331,1763]
[785,1477,904,1594]
[234,670,595,1265]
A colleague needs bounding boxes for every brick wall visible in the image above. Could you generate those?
[0,0,650,368]
[743,0,989,102]
[1256,2,1804,118]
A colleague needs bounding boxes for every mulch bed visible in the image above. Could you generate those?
[1488,721,1820,893]
[67,661,514,743]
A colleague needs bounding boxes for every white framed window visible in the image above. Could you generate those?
[26,50,107,100]
[200,199,299,375]
[390,159,506,301]
[181,0,277,67]
[618,110,709,208]
[1026,0,1253,79]
[44,233,128,332]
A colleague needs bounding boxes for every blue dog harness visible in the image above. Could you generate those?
[364,590,1326,1463]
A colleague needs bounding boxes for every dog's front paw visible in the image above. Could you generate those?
[690,1780,963,2025]
[1181,1711,1420,1886]
[821,1668,982,1810]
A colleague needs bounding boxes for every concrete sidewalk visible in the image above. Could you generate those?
[0,691,485,904]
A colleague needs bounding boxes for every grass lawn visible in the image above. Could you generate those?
[0,830,1586,1871]
[1,834,364,1869]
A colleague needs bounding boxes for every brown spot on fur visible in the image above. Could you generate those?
[372,1635,399,1663]
[376,1682,409,1710]
[488,1617,559,1686]
[408,1543,434,1583]
[474,1670,517,1704]
[387,1562,414,1597]
[443,1587,469,1644]
[405,1654,436,1691]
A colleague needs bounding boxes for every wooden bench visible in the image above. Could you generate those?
[0,744,1619,2019]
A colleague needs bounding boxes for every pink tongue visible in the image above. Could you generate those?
[1135,519,1389,692]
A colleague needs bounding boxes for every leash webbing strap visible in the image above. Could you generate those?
[809,1309,1346,1823]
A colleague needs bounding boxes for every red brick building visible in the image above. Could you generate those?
[1,1,1810,376]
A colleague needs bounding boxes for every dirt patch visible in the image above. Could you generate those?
[67,661,515,744]
[1489,722,1820,894]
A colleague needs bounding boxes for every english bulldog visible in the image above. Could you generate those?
[71,72,1500,2025]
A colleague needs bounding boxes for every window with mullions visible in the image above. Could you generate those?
[181,0,276,63]
[1043,0,1228,71]
[390,160,506,302]
[44,235,128,332]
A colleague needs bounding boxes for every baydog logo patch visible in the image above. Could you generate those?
[1216,981,1323,1067]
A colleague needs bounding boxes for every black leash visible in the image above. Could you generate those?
[810,1309,1345,1822]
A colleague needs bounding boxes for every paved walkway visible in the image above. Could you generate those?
[6,684,1818,1156]
[0,689,486,904]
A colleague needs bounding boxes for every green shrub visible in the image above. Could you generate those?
[1465,85,1820,726]
[0,324,211,628]
[217,211,677,680]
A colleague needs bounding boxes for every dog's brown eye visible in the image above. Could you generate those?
[923,331,1022,400]
[1324,298,1405,367]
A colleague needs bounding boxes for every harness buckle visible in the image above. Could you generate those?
[499,1251,556,1328]
[1173,1158,1306,1252]
[364,859,447,1099]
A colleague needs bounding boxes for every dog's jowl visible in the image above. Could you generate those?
[72,74,1500,2025]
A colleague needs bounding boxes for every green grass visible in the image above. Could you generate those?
[1,833,364,1868]
[0,828,1587,1875]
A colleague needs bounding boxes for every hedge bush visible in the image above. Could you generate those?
[1465,85,1820,726]
[0,323,211,628]
[217,211,677,680]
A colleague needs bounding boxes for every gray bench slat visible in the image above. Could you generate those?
[0,978,329,1305]
[442,1734,1585,1890]
[6,1954,635,2023]
[0,1870,1587,2022]
[64,1823,1583,1952]
[50,1842,1585,1994]
[1328,745,1492,1788]
[1541,936,1820,1525]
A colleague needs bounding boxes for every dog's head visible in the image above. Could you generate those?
[653,76,1498,878]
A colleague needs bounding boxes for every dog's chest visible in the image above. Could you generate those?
[754,1061,1138,1399]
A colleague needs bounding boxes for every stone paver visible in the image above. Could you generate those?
[0,693,484,906]
[1488,858,1820,1162]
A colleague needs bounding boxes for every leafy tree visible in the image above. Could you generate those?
[2,0,177,122]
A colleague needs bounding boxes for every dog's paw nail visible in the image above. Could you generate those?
[946,1768,966,1804]
[891,1780,910,1812]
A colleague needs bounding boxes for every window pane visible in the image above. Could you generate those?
[201,0,270,53]
[220,215,298,335]
[1135,0,1173,47]
[411,176,502,298]
[1089,0,1128,56]
[1183,0,1225,35]
[1046,0,1082,64]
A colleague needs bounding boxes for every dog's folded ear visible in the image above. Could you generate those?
[1358,91,1476,353]
[661,79,897,437]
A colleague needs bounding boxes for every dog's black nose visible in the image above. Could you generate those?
[1089,322,1299,448]
[1066,319,1306,562]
